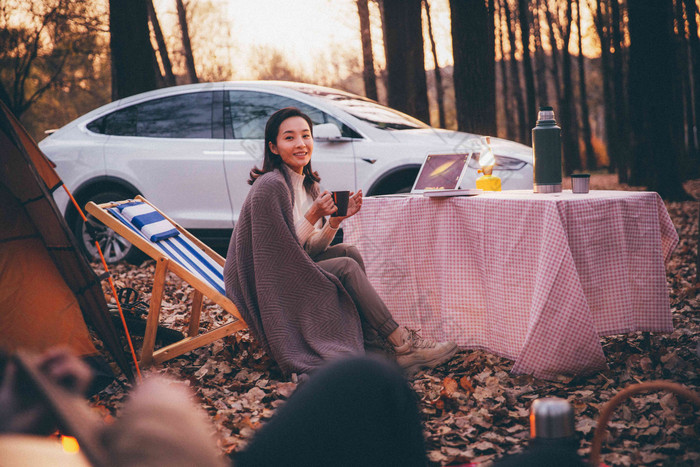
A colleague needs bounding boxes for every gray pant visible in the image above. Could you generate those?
[313,244,399,338]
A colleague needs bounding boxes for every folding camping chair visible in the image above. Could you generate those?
[86,196,247,367]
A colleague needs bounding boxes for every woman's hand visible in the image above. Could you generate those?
[305,190,337,225]
[345,190,363,217]
[328,190,362,228]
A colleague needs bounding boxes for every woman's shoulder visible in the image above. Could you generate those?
[251,170,290,197]
[253,170,285,188]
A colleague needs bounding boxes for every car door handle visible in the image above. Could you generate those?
[361,158,377,164]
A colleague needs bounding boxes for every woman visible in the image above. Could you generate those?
[224,107,457,378]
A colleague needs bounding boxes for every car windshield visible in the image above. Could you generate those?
[291,86,430,131]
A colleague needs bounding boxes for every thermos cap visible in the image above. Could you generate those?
[537,106,555,123]
[529,398,575,439]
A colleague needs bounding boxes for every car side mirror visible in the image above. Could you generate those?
[314,123,350,142]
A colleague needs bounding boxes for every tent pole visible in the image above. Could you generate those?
[63,186,142,381]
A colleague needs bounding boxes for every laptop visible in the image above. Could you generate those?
[411,152,481,196]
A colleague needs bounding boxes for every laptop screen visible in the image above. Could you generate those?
[411,153,472,193]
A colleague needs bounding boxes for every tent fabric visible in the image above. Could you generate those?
[0,101,133,380]
[9,107,62,190]
[0,236,97,356]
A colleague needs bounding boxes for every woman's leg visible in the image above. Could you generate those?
[314,245,459,374]
[313,244,394,352]
[233,357,428,467]
[314,254,399,338]
[312,243,366,271]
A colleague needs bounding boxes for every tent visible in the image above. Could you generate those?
[0,101,133,380]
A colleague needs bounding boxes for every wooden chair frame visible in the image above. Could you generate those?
[86,195,246,368]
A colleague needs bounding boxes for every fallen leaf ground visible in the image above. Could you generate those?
[91,175,699,466]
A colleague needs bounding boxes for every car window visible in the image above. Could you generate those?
[226,91,358,139]
[87,91,220,138]
[287,84,430,130]
[91,106,136,136]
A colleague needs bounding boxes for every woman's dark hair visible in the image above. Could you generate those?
[249,107,320,191]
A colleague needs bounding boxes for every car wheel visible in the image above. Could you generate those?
[72,191,145,265]
[368,169,418,196]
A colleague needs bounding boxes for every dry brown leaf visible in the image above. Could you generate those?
[460,376,474,393]
[639,451,666,463]
[441,376,459,397]
[659,392,679,412]
[472,440,497,452]
[576,417,597,435]
[635,417,650,429]
[638,356,654,372]
[427,449,448,463]
[274,382,296,398]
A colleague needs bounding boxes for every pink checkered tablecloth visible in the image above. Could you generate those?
[343,190,679,380]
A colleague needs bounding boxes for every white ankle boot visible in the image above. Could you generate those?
[393,328,458,374]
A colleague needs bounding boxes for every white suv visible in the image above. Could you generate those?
[40,81,533,263]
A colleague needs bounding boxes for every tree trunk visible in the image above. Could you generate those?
[0,80,12,113]
[533,0,550,108]
[560,0,580,175]
[590,0,616,173]
[684,0,700,170]
[504,0,527,142]
[628,0,689,199]
[577,0,595,169]
[518,0,536,143]
[148,0,176,87]
[498,0,516,140]
[381,0,430,123]
[543,2,562,105]
[489,0,496,131]
[610,0,630,181]
[150,41,165,88]
[356,0,378,101]
[676,0,698,168]
[109,0,158,100]
[423,0,446,128]
[449,0,496,135]
[176,0,198,84]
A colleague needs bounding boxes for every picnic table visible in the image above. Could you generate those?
[343,190,679,380]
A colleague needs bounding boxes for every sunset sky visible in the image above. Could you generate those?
[224,0,453,71]
[149,0,596,82]
[222,0,594,75]
[7,0,597,89]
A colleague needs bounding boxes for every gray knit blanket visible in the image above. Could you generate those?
[223,169,364,377]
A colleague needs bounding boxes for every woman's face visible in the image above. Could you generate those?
[269,116,313,174]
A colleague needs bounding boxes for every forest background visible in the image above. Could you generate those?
[1,0,699,201]
[1,2,699,464]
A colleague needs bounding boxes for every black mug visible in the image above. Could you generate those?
[331,191,350,217]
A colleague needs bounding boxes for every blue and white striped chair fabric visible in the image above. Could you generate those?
[109,202,225,295]
[118,201,179,242]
